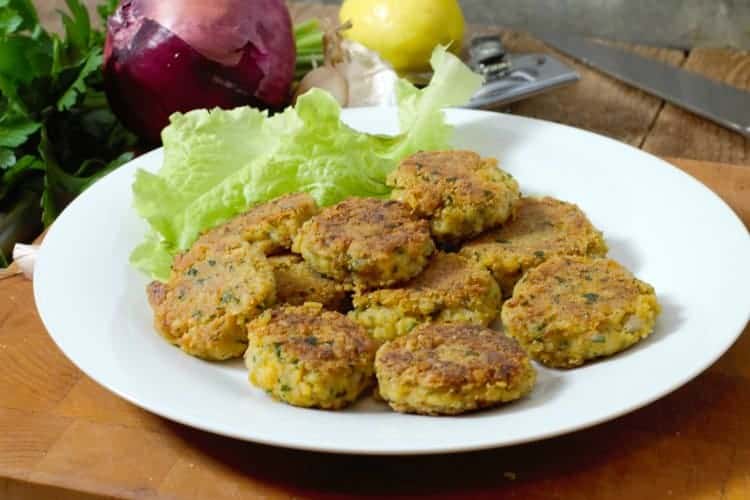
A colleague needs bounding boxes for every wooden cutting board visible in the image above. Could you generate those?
[0,157,748,500]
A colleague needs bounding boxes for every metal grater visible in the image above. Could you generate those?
[464,35,580,109]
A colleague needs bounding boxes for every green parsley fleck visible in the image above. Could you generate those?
[583,293,599,304]
[221,291,239,304]
[304,336,319,346]
[592,335,606,343]
[185,267,199,277]
[207,260,216,266]
[273,342,283,359]
[534,250,545,258]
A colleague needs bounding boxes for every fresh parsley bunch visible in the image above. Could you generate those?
[0,0,139,265]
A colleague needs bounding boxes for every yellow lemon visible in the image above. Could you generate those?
[339,0,465,74]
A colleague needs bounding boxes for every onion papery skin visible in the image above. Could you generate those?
[103,0,295,143]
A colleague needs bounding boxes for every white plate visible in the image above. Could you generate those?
[34,108,750,455]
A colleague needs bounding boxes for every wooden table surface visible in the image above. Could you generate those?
[2,2,750,499]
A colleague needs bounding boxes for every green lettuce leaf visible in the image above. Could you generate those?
[131,46,482,280]
[392,46,484,159]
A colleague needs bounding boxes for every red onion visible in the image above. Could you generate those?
[103,0,295,143]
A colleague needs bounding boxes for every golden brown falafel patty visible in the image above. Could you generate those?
[501,255,660,368]
[148,238,276,361]
[292,198,435,289]
[460,196,607,296]
[245,303,378,409]
[190,193,319,256]
[268,254,350,312]
[387,150,520,244]
[349,252,501,343]
[375,323,536,415]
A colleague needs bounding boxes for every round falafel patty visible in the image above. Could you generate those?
[349,253,501,343]
[460,196,607,297]
[191,193,319,256]
[147,239,276,360]
[268,254,349,311]
[387,150,520,244]
[245,303,378,409]
[292,198,435,289]
[501,255,660,368]
[375,324,536,415]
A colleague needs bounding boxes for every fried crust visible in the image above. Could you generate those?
[375,324,535,415]
[350,253,501,342]
[461,196,607,296]
[268,254,349,312]
[148,239,276,360]
[245,303,377,409]
[501,255,660,368]
[388,150,520,244]
[189,193,319,258]
[292,198,435,289]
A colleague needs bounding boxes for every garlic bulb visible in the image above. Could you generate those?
[294,23,397,107]
[339,39,398,107]
[296,66,350,106]
[13,243,38,280]
[0,243,37,280]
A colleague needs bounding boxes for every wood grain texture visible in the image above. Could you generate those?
[0,288,81,411]
[665,157,750,229]
[501,32,687,147]
[30,420,183,499]
[0,158,747,500]
[643,49,750,165]
[0,409,72,478]
[1,478,115,500]
[53,377,167,434]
